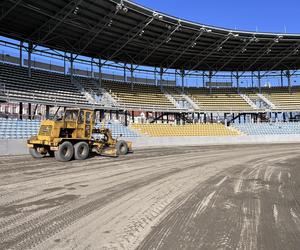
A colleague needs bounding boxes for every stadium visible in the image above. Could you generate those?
[0,0,300,249]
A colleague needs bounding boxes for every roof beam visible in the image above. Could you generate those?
[184,33,237,75]
[29,0,84,44]
[212,38,254,75]
[73,9,119,59]
[101,15,155,63]
[161,29,209,73]
[0,0,22,22]
[133,21,182,70]
[260,42,300,76]
[239,36,283,73]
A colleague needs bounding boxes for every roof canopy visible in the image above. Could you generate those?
[1,0,300,71]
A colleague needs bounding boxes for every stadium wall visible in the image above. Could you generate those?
[1,136,300,156]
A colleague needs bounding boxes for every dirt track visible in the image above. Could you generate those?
[0,144,300,250]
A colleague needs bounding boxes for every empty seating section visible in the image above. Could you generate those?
[187,88,253,111]
[0,63,88,105]
[131,123,241,137]
[262,87,300,110]
[95,121,140,138]
[0,118,139,139]
[102,80,175,108]
[0,118,40,139]
[232,122,300,135]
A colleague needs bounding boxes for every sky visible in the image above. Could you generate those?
[132,0,300,34]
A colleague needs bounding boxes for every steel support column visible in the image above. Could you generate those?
[124,63,126,82]
[287,70,291,93]
[258,70,261,94]
[45,105,50,119]
[99,58,102,88]
[70,53,74,84]
[19,41,23,66]
[130,64,134,90]
[28,103,31,120]
[19,102,23,120]
[28,42,33,77]
[160,67,163,91]
[181,69,185,92]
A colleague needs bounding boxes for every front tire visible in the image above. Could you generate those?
[54,141,74,162]
[29,147,46,159]
[74,142,89,160]
[116,140,128,155]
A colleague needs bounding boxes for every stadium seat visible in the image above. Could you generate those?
[131,123,241,137]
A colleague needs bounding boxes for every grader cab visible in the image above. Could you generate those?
[27,108,132,162]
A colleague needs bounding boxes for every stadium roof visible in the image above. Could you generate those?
[1,0,300,72]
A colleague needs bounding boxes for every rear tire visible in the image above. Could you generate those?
[116,140,128,155]
[54,141,74,162]
[74,142,89,160]
[29,147,45,159]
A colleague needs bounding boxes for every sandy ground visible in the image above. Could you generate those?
[0,144,300,250]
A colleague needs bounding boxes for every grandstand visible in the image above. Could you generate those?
[232,122,300,135]
[0,0,300,139]
[131,123,241,136]
[186,88,254,112]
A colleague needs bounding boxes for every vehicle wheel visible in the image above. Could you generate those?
[29,147,46,159]
[116,140,128,155]
[74,142,90,160]
[54,141,74,162]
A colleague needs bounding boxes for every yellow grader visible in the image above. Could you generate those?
[27,108,132,162]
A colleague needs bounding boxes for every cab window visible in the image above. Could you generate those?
[65,110,79,121]
[86,112,91,124]
[78,111,84,124]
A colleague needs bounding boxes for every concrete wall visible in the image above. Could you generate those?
[1,135,300,156]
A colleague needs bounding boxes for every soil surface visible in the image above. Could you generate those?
[0,144,300,250]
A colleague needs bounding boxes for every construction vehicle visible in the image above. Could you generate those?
[27,108,132,162]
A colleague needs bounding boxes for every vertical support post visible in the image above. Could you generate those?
[28,103,31,120]
[208,71,212,94]
[287,70,291,93]
[91,58,93,78]
[280,70,284,87]
[99,57,102,88]
[204,113,207,123]
[258,70,261,94]
[125,111,128,126]
[70,53,74,84]
[130,64,134,90]
[236,70,240,93]
[132,111,135,123]
[166,113,169,124]
[20,41,23,67]
[155,112,158,124]
[28,41,33,77]
[180,68,185,92]
[45,105,50,119]
[154,67,157,86]
[160,67,163,91]
[124,63,126,82]
[19,102,23,120]
[202,71,205,87]
[63,52,66,75]
[251,71,254,88]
